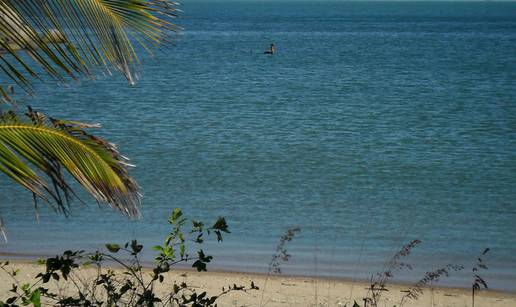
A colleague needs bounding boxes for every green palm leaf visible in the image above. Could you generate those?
[0,110,141,217]
[0,0,180,92]
[0,1,179,224]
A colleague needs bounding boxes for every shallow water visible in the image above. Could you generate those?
[1,1,515,291]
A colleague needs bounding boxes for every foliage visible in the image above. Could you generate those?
[0,107,141,217]
[259,226,300,307]
[268,226,301,275]
[359,241,489,307]
[0,0,180,223]
[399,264,464,306]
[0,209,257,306]
[0,0,180,93]
[365,239,421,307]
[471,248,490,307]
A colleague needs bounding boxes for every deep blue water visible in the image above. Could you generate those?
[1,1,516,291]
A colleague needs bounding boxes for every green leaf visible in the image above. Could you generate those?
[0,113,141,217]
[105,244,120,253]
[0,1,180,92]
[6,296,17,304]
[164,246,175,258]
[180,244,186,257]
[192,220,204,230]
[211,217,230,233]
[192,250,213,272]
[192,260,207,272]
[21,283,30,293]
[171,208,183,224]
[30,289,41,307]
[130,240,143,254]
[153,245,164,252]
[214,230,223,242]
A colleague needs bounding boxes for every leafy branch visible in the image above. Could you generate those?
[0,209,257,307]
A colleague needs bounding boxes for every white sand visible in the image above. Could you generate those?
[1,261,515,306]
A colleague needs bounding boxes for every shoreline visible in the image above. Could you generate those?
[1,259,516,306]
[2,252,516,296]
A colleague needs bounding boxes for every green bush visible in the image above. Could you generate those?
[0,209,257,307]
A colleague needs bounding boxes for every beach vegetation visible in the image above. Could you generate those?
[0,222,494,307]
[399,264,464,306]
[471,248,490,307]
[0,208,257,306]
[358,242,489,307]
[364,239,422,307]
[259,226,301,307]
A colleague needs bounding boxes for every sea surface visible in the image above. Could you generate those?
[1,1,516,291]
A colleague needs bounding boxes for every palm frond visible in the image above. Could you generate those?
[0,0,180,91]
[0,109,141,217]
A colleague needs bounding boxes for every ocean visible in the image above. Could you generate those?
[1,1,515,291]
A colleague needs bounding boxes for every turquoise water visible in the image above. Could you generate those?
[1,1,516,291]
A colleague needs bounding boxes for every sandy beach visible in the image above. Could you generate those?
[1,261,515,306]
